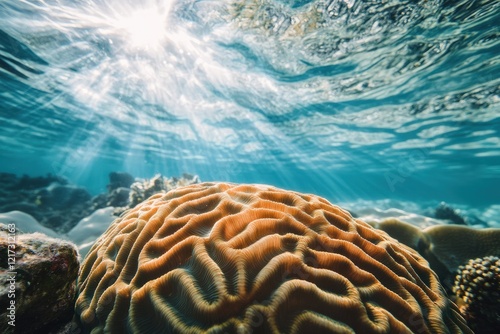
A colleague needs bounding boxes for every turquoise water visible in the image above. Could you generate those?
[0,0,499,207]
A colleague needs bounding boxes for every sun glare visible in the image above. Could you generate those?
[118,8,167,50]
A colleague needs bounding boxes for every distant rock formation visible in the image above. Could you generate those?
[433,202,487,226]
[0,172,200,233]
[0,173,92,233]
[89,172,200,216]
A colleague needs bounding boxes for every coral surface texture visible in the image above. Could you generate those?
[76,183,470,333]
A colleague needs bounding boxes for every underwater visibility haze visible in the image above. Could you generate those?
[0,0,499,208]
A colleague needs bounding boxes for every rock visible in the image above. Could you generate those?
[0,202,42,220]
[44,214,67,231]
[0,225,79,334]
[107,172,135,191]
[0,173,17,190]
[0,189,33,209]
[106,187,130,207]
[13,174,67,191]
[37,184,91,210]
[89,193,108,210]
[0,172,200,234]
[46,319,82,334]
[434,202,467,225]
[0,173,95,233]
[128,173,200,210]
[433,202,487,227]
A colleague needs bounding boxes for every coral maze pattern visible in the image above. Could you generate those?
[76,183,470,333]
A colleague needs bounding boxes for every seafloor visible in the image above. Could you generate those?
[0,172,499,333]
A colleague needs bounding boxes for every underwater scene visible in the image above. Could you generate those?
[0,0,499,333]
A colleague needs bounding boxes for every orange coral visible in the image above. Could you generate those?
[76,183,470,333]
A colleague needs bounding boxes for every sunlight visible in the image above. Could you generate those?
[8,0,267,179]
[118,8,167,50]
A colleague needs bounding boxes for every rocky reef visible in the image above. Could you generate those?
[432,202,486,226]
[0,172,200,233]
[91,172,200,216]
[0,173,92,233]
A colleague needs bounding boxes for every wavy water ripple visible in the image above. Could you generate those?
[0,0,499,192]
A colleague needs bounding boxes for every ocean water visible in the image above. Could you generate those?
[0,0,499,213]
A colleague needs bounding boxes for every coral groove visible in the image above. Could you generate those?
[76,183,470,333]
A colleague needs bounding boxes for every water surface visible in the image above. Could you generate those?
[0,0,499,206]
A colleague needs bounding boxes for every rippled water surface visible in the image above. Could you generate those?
[0,0,499,204]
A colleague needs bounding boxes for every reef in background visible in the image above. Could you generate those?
[0,173,92,233]
[0,174,498,333]
[0,172,199,233]
[92,172,200,216]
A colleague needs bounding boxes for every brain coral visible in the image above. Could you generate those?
[76,183,470,333]
[367,218,500,283]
